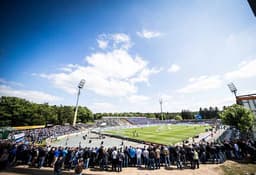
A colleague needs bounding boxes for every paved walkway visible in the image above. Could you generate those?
[52,130,145,148]
[176,127,228,145]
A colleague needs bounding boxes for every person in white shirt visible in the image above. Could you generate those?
[111,147,118,171]
[136,147,142,167]
[143,148,149,168]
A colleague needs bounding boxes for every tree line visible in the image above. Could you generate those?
[0,96,93,126]
[0,96,225,127]
[94,106,222,120]
[93,112,181,120]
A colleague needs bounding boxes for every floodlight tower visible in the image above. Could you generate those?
[227,82,238,103]
[159,98,163,120]
[73,79,86,126]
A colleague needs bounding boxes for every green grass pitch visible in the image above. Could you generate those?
[104,124,210,145]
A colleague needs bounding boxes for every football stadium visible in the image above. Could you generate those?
[1,1,256,175]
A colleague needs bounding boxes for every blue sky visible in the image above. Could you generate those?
[0,0,256,113]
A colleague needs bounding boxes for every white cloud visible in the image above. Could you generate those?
[130,67,162,84]
[85,50,147,79]
[36,33,161,97]
[58,67,73,73]
[97,39,108,49]
[167,64,180,73]
[239,89,256,95]
[224,59,256,80]
[137,29,162,39]
[154,91,234,112]
[89,102,117,113]
[188,77,196,82]
[127,95,150,104]
[38,49,160,97]
[112,33,130,43]
[0,78,24,87]
[177,75,222,94]
[97,33,132,50]
[0,84,61,103]
[176,58,256,96]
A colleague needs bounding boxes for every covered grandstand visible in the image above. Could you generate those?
[237,93,256,115]
[236,93,256,139]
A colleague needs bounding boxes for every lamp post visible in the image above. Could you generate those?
[227,82,238,104]
[159,98,163,120]
[73,79,85,127]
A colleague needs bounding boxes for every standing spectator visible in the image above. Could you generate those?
[9,145,17,166]
[64,148,71,170]
[91,147,97,168]
[111,147,118,171]
[176,147,183,170]
[123,146,129,167]
[117,149,124,172]
[38,147,47,168]
[136,147,142,167]
[51,147,59,167]
[148,148,155,170]
[82,147,90,169]
[169,146,175,165]
[155,147,161,169]
[188,147,194,168]
[31,146,39,167]
[0,149,9,170]
[234,142,240,159]
[54,155,64,175]
[98,146,104,170]
[61,147,68,168]
[163,146,170,167]
[193,149,199,169]
[128,147,136,167]
[142,148,149,168]
[102,148,109,171]
[199,143,207,164]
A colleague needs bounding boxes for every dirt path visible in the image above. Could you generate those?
[0,163,224,175]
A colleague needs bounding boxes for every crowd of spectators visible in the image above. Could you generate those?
[0,138,255,173]
[8,125,78,144]
[96,118,131,127]
[1,123,255,174]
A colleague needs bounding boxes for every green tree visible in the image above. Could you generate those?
[181,110,193,119]
[77,106,93,123]
[219,104,255,133]
[0,96,93,126]
[147,113,156,118]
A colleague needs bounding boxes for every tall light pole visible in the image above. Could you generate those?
[159,98,163,120]
[73,79,85,127]
[227,82,238,104]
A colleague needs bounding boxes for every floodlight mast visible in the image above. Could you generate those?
[227,82,238,103]
[73,79,85,127]
[159,98,163,120]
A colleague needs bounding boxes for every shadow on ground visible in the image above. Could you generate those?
[0,167,102,175]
